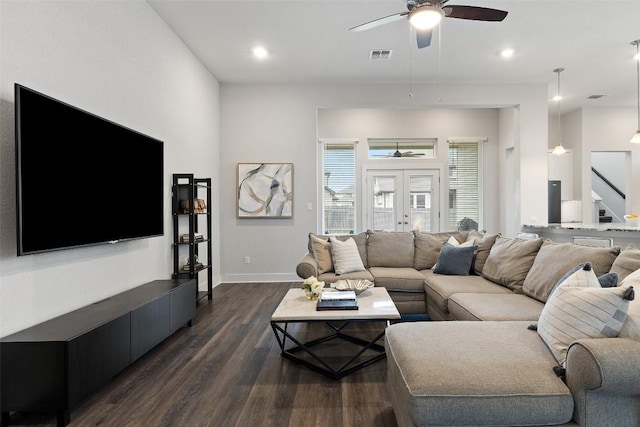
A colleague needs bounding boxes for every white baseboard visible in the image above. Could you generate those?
[220,272,300,283]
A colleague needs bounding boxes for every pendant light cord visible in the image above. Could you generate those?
[636,41,640,130]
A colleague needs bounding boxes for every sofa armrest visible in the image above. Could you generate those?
[566,337,640,395]
[296,253,318,279]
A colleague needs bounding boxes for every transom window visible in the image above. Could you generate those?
[368,139,436,159]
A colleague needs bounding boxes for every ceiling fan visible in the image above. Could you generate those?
[349,0,508,49]
[386,142,425,158]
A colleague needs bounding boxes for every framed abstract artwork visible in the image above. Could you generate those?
[237,163,293,218]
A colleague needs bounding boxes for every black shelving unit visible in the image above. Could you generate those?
[172,173,213,301]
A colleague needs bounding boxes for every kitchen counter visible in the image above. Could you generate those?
[521,223,640,247]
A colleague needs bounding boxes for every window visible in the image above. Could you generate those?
[448,140,482,230]
[322,142,356,234]
[368,138,436,159]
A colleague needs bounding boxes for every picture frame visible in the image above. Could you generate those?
[237,162,293,218]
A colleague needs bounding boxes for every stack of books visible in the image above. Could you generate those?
[182,262,204,272]
[316,291,358,311]
[180,233,204,243]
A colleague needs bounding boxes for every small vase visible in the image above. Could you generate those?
[305,291,320,301]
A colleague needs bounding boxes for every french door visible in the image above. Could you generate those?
[365,169,440,232]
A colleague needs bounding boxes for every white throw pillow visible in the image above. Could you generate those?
[329,237,366,275]
[620,268,640,341]
[538,265,633,367]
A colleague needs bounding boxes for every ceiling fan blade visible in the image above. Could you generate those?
[443,5,508,22]
[416,29,433,49]
[349,12,408,32]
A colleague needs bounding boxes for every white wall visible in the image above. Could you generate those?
[0,1,221,336]
[220,83,548,282]
[566,107,640,222]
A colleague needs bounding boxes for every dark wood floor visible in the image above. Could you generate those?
[9,282,399,427]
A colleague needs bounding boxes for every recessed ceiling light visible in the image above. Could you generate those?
[252,46,268,59]
[552,95,562,102]
[500,48,515,58]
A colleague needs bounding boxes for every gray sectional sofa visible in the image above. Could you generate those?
[296,230,640,426]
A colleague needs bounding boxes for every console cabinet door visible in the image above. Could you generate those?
[68,314,131,408]
[0,342,66,412]
[170,279,197,334]
[130,295,170,362]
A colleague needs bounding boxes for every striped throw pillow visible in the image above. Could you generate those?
[538,279,634,367]
[329,237,366,275]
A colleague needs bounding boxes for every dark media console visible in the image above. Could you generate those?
[0,279,196,426]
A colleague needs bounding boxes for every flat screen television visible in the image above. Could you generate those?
[15,84,164,255]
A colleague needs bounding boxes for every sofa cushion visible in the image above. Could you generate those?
[482,236,543,293]
[423,270,512,320]
[470,232,499,275]
[538,265,633,367]
[448,293,544,321]
[317,270,374,284]
[386,321,574,427]
[523,241,620,302]
[309,233,333,274]
[610,245,640,282]
[367,230,414,268]
[369,267,425,293]
[413,231,465,270]
[433,242,476,275]
[329,237,366,274]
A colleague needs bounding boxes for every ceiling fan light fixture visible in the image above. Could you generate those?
[408,6,443,30]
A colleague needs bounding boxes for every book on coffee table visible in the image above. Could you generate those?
[319,291,357,301]
[316,298,358,311]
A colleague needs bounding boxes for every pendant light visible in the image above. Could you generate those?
[552,68,567,155]
[631,40,640,144]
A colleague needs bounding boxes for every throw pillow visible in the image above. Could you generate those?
[309,233,333,274]
[413,231,466,270]
[522,241,620,303]
[620,268,640,341]
[610,245,640,282]
[482,236,543,293]
[538,281,634,367]
[544,262,601,301]
[329,237,366,275]
[598,272,619,288]
[433,242,477,276]
[431,236,475,271]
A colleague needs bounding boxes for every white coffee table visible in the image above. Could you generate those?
[270,287,400,379]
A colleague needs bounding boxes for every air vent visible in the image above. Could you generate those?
[370,50,392,60]
[587,94,607,99]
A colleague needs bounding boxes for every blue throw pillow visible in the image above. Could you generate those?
[597,272,618,288]
[433,243,477,275]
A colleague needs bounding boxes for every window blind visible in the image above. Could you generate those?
[448,141,480,230]
[323,143,356,234]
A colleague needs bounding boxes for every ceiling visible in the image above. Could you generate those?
[148,0,640,114]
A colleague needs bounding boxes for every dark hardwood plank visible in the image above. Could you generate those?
[6,283,398,427]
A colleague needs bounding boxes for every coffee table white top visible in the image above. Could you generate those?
[271,287,400,322]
